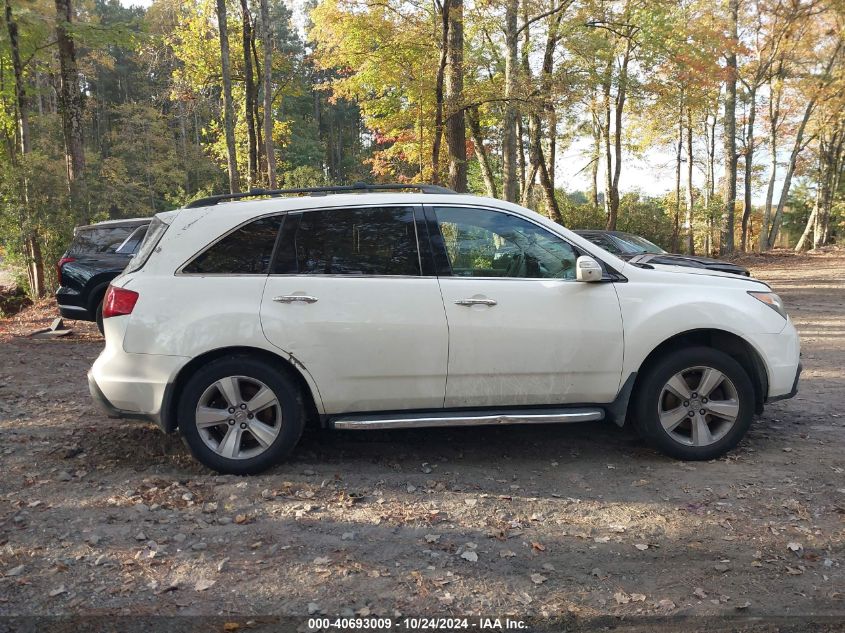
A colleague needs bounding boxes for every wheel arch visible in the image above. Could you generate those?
[630,328,768,417]
[160,345,323,433]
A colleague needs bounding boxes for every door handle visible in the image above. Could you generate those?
[454,298,497,306]
[273,295,318,304]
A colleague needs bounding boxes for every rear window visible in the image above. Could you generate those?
[69,226,134,255]
[125,216,171,274]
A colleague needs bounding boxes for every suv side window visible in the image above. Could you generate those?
[273,206,420,276]
[433,206,579,280]
[590,234,623,255]
[183,215,283,274]
[70,226,134,255]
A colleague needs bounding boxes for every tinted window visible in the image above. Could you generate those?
[70,226,134,255]
[587,234,624,255]
[115,225,149,255]
[434,206,578,279]
[183,215,282,274]
[273,206,420,276]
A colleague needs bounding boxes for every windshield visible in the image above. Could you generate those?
[610,233,666,255]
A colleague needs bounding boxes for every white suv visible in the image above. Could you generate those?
[88,184,801,474]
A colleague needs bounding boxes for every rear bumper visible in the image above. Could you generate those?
[89,341,188,431]
[59,304,93,321]
[88,371,155,423]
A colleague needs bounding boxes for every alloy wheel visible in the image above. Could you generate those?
[195,375,282,460]
[657,365,740,447]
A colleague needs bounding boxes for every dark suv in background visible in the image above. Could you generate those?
[574,230,751,276]
[56,218,150,332]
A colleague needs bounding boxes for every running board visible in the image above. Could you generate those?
[330,408,604,430]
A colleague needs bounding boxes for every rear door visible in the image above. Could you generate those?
[427,205,624,408]
[260,205,449,414]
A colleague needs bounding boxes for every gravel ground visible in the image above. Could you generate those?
[0,250,843,632]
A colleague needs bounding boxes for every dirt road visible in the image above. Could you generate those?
[0,250,843,632]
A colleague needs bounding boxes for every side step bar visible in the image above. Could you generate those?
[330,408,604,430]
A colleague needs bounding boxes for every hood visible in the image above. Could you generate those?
[630,253,748,271]
[630,259,767,286]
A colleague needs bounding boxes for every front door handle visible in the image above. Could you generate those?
[273,295,319,304]
[454,298,497,306]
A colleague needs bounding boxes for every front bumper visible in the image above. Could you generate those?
[767,363,801,403]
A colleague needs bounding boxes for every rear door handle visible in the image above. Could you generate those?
[454,298,497,306]
[273,295,319,304]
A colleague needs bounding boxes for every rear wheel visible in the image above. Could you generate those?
[178,356,305,474]
[95,300,104,334]
[633,347,754,460]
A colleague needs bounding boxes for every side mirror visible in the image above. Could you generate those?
[576,256,603,282]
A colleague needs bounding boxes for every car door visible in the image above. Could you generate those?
[260,205,449,414]
[427,205,624,408]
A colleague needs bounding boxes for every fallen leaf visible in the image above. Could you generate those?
[614,592,630,605]
[630,593,646,602]
[693,588,707,599]
[531,542,546,552]
[787,542,803,554]
[736,601,751,610]
[461,550,478,562]
[594,536,610,543]
[424,534,441,544]
[634,543,649,551]
[658,599,676,611]
[500,550,517,558]
[313,557,330,565]
[530,573,547,585]
[194,578,216,592]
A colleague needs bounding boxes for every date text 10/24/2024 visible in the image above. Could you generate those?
[306,617,528,630]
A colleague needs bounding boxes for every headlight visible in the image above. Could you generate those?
[748,291,787,318]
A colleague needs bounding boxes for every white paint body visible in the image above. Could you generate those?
[90,193,800,424]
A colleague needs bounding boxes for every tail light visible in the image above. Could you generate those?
[56,256,75,281]
[102,285,139,319]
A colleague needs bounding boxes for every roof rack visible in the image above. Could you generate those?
[183,182,456,209]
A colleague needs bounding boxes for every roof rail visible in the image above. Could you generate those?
[183,182,457,209]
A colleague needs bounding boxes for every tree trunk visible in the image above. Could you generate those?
[673,97,683,253]
[432,1,449,184]
[260,0,276,188]
[444,0,466,192]
[760,64,782,252]
[4,0,44,297]
[768,42,841,247]
[216,0,240,193]
[590,94,600,207]
[501,0,519,202]
[740,84,756,251]
[54,0,86,212]
[602,63,613,224]
[4,0,29,156]
[605,39,631,231]
[685,109,695,254]
[768,100,815,248]
[794,153,822,252]
[466,107,497,197]
[240,0,258,188]
[720,0,738,254]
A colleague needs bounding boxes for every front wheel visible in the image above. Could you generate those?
[177,356,305,474]
[632,347,755,460]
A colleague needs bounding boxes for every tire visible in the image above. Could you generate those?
[632,346,754,461]
[95,300,104,335]
[177,355,305,474]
